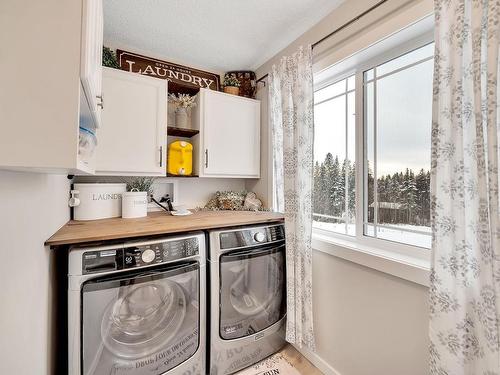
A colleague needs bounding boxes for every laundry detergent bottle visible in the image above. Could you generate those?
[167,141,193,176]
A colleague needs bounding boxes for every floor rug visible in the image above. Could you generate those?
[235,352,303,375]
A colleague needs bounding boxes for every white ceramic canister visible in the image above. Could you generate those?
[72,183,126,220]
[121,190,148,218]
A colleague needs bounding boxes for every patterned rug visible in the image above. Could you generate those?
[236,352,302,375]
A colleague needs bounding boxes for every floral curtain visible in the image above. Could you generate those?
[269,46,315,351]
[430,0,500,374]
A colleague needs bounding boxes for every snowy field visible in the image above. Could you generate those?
[313,221,431,248]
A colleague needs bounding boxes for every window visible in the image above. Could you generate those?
[313,75,356,236]
[312,42,434,249]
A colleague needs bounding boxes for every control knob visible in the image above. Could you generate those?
[141,249,156,263]
[254,232,266,243]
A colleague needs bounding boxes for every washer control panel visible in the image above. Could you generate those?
[220,224,285,250]
[82,236,200,274]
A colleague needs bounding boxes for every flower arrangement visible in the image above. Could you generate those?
[223,73,241,88]
[168,93,196,109]
[126,177,155,196]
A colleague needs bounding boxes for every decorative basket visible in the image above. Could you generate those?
[226,71,257,98]
[223,86,240,96]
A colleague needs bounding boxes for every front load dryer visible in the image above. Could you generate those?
[68,232,206,375]
[208,223,287,375]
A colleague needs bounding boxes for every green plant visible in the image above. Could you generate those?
[126,177,155,195]
[102,47,119,68]
[223,73,241,87]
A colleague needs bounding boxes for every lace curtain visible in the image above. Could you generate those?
[269,46,316,350]
[429,0,500,373]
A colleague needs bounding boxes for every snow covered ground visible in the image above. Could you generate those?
[313,221,431,248]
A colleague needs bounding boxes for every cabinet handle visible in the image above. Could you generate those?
[159,146,163,167]
[205,149,209,168]
[96,95,103,109]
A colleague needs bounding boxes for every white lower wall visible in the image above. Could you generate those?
[0,171,70,375]
[309,250,429,375]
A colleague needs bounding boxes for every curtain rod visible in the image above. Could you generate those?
[255,0,389,85]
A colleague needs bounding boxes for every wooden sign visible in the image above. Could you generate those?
[116,49,220,95]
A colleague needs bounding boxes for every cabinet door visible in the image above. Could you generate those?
[96,68,166,176]
[202,90,260,178]
[81,0,103,128]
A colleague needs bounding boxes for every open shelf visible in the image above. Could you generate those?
[166,173,199,178]
[167,126,199,138]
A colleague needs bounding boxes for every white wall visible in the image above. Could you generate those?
[254,1,434,374]
[312,251,429,375]
[74,175,246,209]
[173,178,246,208]
[0,171,70,375]
[255,0,433,78]
[245,84,272,207]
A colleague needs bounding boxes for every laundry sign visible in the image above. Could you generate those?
[117,49,220,94]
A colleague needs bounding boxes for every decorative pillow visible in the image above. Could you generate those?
[204,196,219,210]
[243,192,262,211]
[216,191,246,210]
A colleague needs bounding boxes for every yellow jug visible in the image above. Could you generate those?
[167,141,193,176]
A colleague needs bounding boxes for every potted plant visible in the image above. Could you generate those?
[168,93,196,129]
[122,177,155,218]
[223,73,241,96]
[102,46,119,68]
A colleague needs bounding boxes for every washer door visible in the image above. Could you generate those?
[82,262,200,375]
[219,244,286,340]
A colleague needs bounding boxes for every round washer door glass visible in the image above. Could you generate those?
[82,263,200,375]
[219,245,286,340]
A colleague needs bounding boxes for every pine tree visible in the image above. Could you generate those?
[311,153,430,228]
[348,161,356,222]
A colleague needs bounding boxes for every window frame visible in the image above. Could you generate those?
[312,32,434,262]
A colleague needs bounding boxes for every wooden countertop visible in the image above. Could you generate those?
[45,210,285,247]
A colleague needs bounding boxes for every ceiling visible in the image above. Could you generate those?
[103,0,345,73]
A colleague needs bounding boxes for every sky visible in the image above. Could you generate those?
[314,49,433,177]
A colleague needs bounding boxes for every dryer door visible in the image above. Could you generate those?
[219,244,286,340]
[81,262,200,375]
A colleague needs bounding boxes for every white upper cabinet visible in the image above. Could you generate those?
[96,68,167,176]
[193,89,260,178]
[80,0,104,128]
[0,0,102,174]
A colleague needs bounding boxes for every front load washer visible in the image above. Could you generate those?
[208,223,286,375]
[68,232,206,375]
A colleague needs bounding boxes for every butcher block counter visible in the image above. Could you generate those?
[45,210,285,247]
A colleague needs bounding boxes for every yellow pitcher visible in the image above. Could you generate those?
[167,141,193,176]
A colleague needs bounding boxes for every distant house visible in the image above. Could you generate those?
[368,201,407,224]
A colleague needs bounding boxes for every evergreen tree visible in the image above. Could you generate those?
[312,153,430,228]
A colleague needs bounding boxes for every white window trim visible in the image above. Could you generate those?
[312,231,430,287]
[312,31,434,286]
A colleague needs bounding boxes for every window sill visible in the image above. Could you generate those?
[312,232,430,287]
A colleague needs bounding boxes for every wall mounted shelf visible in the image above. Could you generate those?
[167,126,199,138]
[166,173,199,178]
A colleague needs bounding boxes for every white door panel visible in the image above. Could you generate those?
[97,68,166,175]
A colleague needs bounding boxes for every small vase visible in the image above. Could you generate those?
[122,190,148,218]
[175,107,188,128]
[224,86,239,96]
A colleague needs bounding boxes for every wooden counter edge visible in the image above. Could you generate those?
[45,211,285,248]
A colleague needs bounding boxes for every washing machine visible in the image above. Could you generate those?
[208,223,287,375]
[68,232,206,375]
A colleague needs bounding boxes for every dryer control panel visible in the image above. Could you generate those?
[219,224,285,250]
[82,237,200,274]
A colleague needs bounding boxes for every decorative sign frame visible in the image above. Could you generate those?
[116,49,220,95]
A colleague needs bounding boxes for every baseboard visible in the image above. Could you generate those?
[292,345,342,375]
